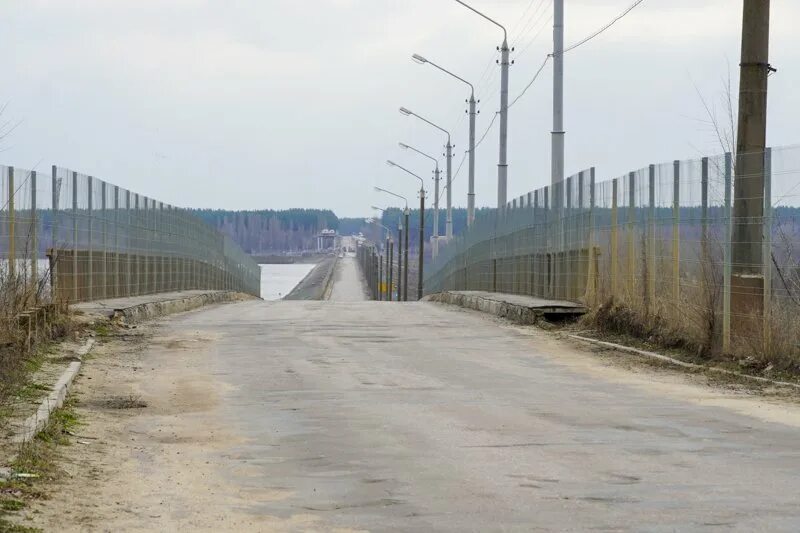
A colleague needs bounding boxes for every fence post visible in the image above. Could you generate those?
[51,166,58,298]
[723,153,733,353]
[611,178,619,299]
[159,201,165,293]
[126,190,132,296]
[31,170,38,298]
[134,194,140,296]
[544,185,551,298]
[587,168,597,305]
[533,189,540,296]
[114,185,119,298]
[101,180,107,299]
[8,167,14,278]
[72,171,78,302]
[647,164,656,310]
[672,160,680,304]
[627,171,636,301]
[762,147,772,354]
[701,157,709,271]
[87,176,93,302]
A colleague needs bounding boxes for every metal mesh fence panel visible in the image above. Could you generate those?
[426,145,800,359]
[0,164,260,307]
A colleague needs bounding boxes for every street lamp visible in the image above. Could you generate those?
[399,142,440,259]
[412,54,477,227]
[452,0,510,209]
[397,107,453,240]
[386,160,426,300]
[374,186,410,301]
[367,218,395,302]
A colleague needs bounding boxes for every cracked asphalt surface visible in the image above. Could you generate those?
[21,257,800,531]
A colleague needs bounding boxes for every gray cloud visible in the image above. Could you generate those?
[2,0,798,215]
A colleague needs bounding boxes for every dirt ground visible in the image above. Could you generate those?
[7,319,331,532]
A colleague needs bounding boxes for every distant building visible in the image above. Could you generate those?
[316,229,337,251]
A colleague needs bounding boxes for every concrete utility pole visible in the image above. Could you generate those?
[434,165,441,256]
[374,187,408,301]
[412,54,475,228]
[452,0,509,209]
[386,162,424,299]
[404,208,410,301]
[498,36,510,208]
[398,111,451,243]
[387,238,393,302]
[418,188,425,300]
[732,0,771,318]
[445,142,452,239]
[399,142,441,257]
[398,221,403,301]
[467,93,477,225]
[551,0,565,187]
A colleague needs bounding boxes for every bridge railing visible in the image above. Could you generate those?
[426,145,800,358]
[1,164,261,304]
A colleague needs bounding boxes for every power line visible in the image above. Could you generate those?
[444,151,468,191]
[475,112,499,149]
[508,55,550,109]
[564,0,647,54]
[443,0,649,177]
[508,0,648,109]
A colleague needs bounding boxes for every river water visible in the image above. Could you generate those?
[4,260,313,301]
[259,263,316,300]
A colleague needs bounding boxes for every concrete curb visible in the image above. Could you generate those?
[425,292,539,324]
[321,256,340,300]
[12,339,95,444]
[425,291,553,325]
[569,334,800,391]
[111,291,244,324]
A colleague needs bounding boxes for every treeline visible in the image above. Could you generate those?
[188,205,800,256]
[359,207,488,254]
[190,208,339,253]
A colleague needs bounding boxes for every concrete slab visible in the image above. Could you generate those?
[426,290,587,324]
[73,290,244,323]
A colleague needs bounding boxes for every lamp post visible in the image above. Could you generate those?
[375,187,410,301]
[453,0,509,209]
[368,217,395,302]
[412,54,477,227]
[399,142,440,258]
[387,160,425,300]
[551,0,565,190]
[399,107,453,240]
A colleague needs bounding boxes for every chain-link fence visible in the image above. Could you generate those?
[1,164,261,304]
[426,145,800,358]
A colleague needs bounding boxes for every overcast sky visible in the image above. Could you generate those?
[2,0,798,216]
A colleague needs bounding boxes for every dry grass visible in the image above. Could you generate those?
[0,267,70,407]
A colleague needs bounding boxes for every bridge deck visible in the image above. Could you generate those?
[25,267,800,531]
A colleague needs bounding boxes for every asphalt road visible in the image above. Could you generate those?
[32,257,800,531]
